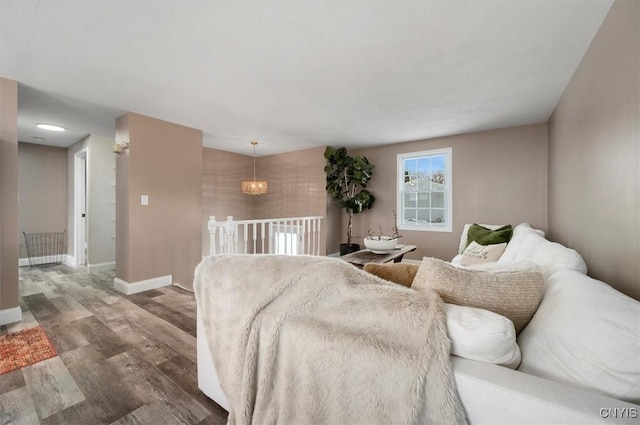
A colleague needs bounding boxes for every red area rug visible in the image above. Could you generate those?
[0,326,57,375]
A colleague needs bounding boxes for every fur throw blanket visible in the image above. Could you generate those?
[194,255,467,425]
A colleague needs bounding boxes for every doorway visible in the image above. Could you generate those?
[74,148,88,266]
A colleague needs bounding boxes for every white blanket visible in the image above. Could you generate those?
[194,255,467,425]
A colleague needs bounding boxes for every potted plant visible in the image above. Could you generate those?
[364,210,403,253]
[324,146,375,255]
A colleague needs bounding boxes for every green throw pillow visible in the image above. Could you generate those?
[466,224,513,249]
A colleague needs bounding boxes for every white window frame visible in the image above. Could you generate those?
[397,147,453,232]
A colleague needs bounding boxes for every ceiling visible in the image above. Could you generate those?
[0,1,613,156]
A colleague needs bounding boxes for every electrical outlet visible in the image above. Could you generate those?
[141,195,149,206]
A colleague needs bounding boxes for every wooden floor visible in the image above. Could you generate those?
[0,265,228,425]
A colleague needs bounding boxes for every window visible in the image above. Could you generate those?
[397,148,452,232]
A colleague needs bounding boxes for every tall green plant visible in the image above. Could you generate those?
[324,146,375,246]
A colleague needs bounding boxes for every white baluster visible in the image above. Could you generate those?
[301,219,306,255]
[285,220,290,255]
[294,219,302,255]
[252,222,258,253]
[233,221,238,253]
[218,222,227,254]
[243,223,248,254]
[290,219,294,255]
[306,218,311,255]
[267,221,275,254]
[208,216,217,256]
[316,218,322,256]
[225,216,235,254]
[311,219,316,256]
[261,222,265,253]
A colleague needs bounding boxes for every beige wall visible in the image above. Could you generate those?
[0,77,19,312]
[18,143,67,258]
[350,123,549,262]
[116,113,203,289]
[202,146,333,256]
[548,0,639,300]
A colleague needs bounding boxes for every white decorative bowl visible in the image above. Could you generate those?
[364,237,398,254]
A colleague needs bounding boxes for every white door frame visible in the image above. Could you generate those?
[74,148,89,266]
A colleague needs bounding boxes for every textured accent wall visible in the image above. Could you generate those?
[548,0,639,300]
[202,146,331,256]
[350,123,549,262]
[18,142,67,258]
[257,146,329,255]
[116,113,203,289]
[0,77,19,311]
[202,147,256,255]
[257,147,326,218]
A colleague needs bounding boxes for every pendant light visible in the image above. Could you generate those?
[241,141,268,195]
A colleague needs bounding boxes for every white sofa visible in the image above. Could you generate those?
[197,223,640,424]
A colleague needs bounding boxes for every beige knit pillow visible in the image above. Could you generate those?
[412,257,544,334]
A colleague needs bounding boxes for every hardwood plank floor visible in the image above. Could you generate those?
[0,265,228,425]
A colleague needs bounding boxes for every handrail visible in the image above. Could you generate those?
[208,215,324,256]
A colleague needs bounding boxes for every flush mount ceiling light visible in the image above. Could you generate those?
[36,123,66,132]
[241,140,268,195]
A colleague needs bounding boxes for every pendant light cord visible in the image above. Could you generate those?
[252,141,257,180]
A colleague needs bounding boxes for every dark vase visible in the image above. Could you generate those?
[340,243,360,256]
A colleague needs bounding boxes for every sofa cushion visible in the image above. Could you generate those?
[459,241,507,266]
[412,257,544,334]
[445,303,521,369]
[517,269,640,404]
[465,224,513,250]
[498,224,587,277]
[362,263,418,287]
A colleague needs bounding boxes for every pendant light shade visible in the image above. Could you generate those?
[241,141,268,195]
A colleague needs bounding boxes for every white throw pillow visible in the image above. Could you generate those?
[459,241,507,266]
[498,224,587,277]
[497,223,545,264]
[517,269,640,403]
[446,303,521,369]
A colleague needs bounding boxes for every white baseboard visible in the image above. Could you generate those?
[0,306,22,326]
[19,254,77,268]
[87,261,115,273]
[113,275,172,295]
[19,257,41,267]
